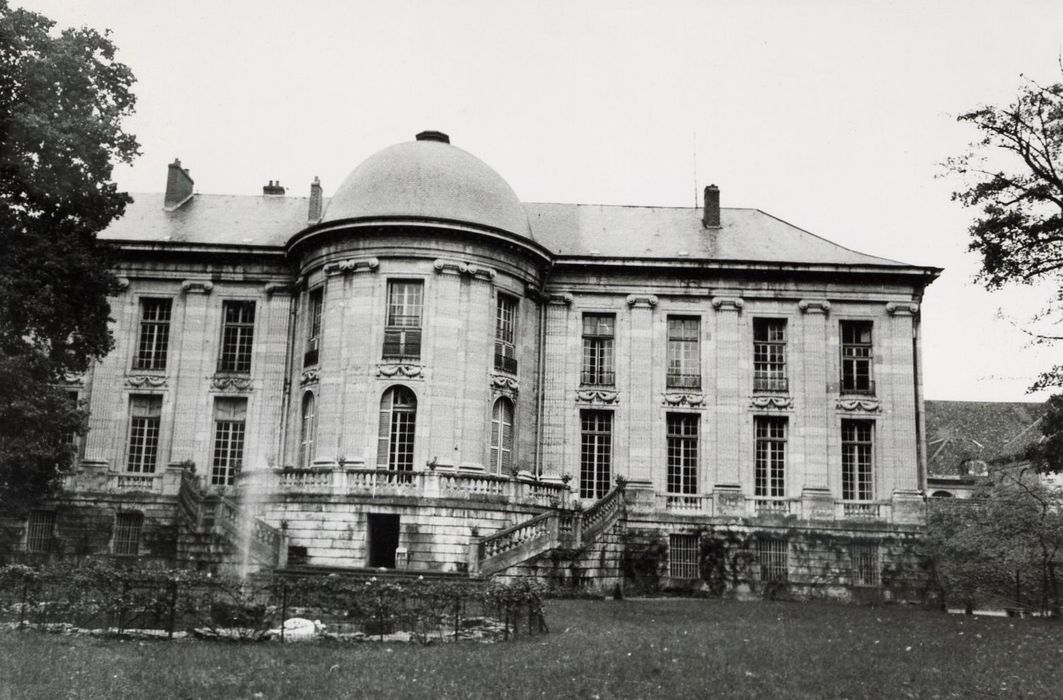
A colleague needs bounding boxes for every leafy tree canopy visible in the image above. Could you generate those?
[0,1,139,510]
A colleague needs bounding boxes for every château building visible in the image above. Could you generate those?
[5,131,942,600]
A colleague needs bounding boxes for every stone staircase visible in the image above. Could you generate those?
[474,484,626,577]
[175,468,287,570]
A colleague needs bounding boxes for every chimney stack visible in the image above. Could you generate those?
[308,176,322,222]
[263,180,286,196]
[164,158,194,210]
[702,184,720,228]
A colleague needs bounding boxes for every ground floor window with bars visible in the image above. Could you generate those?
[26,511,55,553]
[757,537,789,582]
[211,398,247,486]
[842,419,874,501]
[850,542,880,586]
[666,413,698,495]
[580,410,612,499]
[669,534,699,579]
[113,512,143,556]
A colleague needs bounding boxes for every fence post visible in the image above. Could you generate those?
[19,579,28,630]
[167,580,178,640]
[281,584,288,644]
[118,579,128,635]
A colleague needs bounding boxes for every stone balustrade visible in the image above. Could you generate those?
[647,489,916,525]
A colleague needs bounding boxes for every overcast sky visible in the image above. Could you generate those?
[17,0,1063,402]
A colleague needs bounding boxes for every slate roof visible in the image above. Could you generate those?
[101,193,922,269]
[925,401,1046,476]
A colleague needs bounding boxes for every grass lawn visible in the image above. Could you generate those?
[2,598,1061,699]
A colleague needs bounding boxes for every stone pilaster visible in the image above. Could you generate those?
[711,296,743,488]
[430,262,464,468]
[316,272,344,460]
[625,294,657,482]
[170,281,213,465]
[337,262,377,463]
[85,287,136,464]
[885,302,919,492]
[540,294,573,476]
[798,299,831,490]
[460,271,495,468]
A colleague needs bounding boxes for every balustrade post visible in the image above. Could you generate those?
[424,469,440,499]
[467,535,482,576]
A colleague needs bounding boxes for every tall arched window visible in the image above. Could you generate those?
[490,398,514,473]
[378,386,417,471]
[299,392,316,467]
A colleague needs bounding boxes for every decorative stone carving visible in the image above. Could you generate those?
[377,363,424,379]
[711,296,743,312]
[523,282,547,301]
[750,396,794,410]
[264,282,294,296]
[59,372,84,386]
[115,277,130,291]
[835,398,881,413]
[211,375,253,391]
[798,299,831,314]
[181,280,213,294]
[886,301,919,316]
[491,374,519,392]
[546,292,574,306]
[323,257,380,277]
[432,258,496,281]
[662,393,705,407]
[626,294,659,308]
[126,375,167,388]
[300,368,320,385]
[466,264,497,281]
[575,389,619,405]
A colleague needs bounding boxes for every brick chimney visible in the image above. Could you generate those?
[164,158,194,210]
[308,176,322,222]
[702,184,720,228]
[263,180,286,196]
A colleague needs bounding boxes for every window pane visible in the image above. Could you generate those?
[754,416,786,498]
[753,319,787,392]
[127,395,162,473]
[134,298,172,370]
[666,413,698,494]
[211,398,247,485]
[581,314,615,386]
[667,317,700,389]
[219,301,255,373]
[842,419,874,501]
[840,321,874,393]
[580,410,612,498]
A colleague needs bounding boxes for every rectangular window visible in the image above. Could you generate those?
[754,416,787,498]
[840,321,874,394]
[753,318,787,392]
[113,512,143,557]
[133,298,172,370]
[26,511,55,553]
[218,301,256,373]
[304,287,323,367]
[669,534,699,579]
[580,410,612,499]
[851,542,880,586]
[666,317,700,389]
[581,314,615,386]
[63,390,80,452]
[383,281,423,360]
[126,395,162,473]
[494,294,518,374]
[757,538,789,582]
[842,419,874,501]
[666,413,698,495]
[211,398,247,486]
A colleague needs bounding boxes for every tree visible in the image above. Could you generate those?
[0,2,139,512]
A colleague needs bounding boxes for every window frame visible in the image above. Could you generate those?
[211,398,247,486]
[841,419,875,502]
[299,391,316,468]
[383,280,424,361]
[217,300,256,374]
[378,386,418,472]
[754,416,787,499]
[666,413,698,495]
[133,297,173,371]
[666,316,701,389]
[304,287,323,367]
[581,313,616,387]
[840,320,875,395]
[850,542,880,586]
[753,317,788,393]
[494,293,519,374]
[757,537,789,583]
[579,409,613,499]
[489,397,515,474]
[126,395,162,474]
[26,510,56,554]
[668,534,699,579]
[113,512,143,557]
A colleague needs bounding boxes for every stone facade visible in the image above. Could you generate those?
[5,131,941,599]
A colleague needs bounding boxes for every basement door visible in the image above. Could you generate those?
[367,513,400,568]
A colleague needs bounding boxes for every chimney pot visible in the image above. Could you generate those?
[702,184,720,228]
[164,158,195,210]
[415,130,450,144]
[263,180,286,196]
[308,176,323,222]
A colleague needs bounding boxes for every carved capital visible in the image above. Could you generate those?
[211,375,253,391]
[300,368,320,386]
[626,294,659,308]
[59,372,84,386]
[115,277,130,292]
[377,363,424,380]
[835,398,881,413]
[126,374,167,388]
[324,257,380,277]
[181,280,213,295]
[750,396,794,410]
[886,302,919,316]
[711,296,743,312]
[575,389,619,405]
[798,299,831,314]
[661,393,705,408]
[263,282,294,296]
[546,292,574,306]
[433,259,467,275]
[523,282,547,302]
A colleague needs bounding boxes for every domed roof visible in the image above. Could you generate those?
[322,132,532,239]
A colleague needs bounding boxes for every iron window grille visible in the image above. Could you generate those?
[754,416,787,498]
[218,301,256,373]
[26,511,55,553]
[113,512,143,557]
[133,298,172,370]
[666,413,698,495]
[669,534,699,579]
[494,294,518,374]
[490,398,515,473]
[840,321,874,394]
[581,314,615,386]
[666,317,701,389]
[580,410,612,499]
[127,395,162,473]
[211,398,247,486]
[304,288,323,367]
[753,318,788,393]
[383,281,423,360]
[850,542,880,586]
[757,537,789,582]
[842,419,874,501]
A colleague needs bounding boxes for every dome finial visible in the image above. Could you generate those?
[416,130,450,144]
